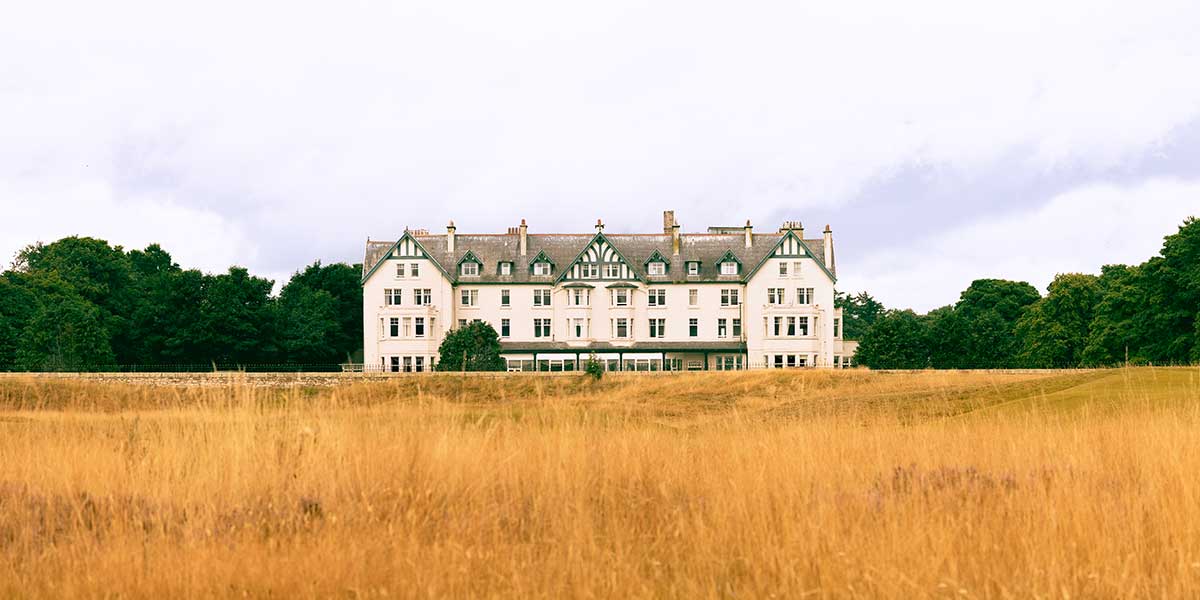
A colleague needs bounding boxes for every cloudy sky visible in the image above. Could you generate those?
[3,0,1198,311]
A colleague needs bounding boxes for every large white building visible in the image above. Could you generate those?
[361,211,855,372]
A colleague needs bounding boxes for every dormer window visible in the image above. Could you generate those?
[499,262,512,276]
[648,262,665,276]
[533,262,551,276]
[720,262,737,275]
[460,262,479,276]
[687,262,699,276]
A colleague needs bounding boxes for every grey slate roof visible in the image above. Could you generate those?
[363,230,834,283]
[499,341,747,353]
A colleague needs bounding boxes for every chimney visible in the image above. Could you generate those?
[823,224,834,269]
[663,210,675,234]
[744,219,753,248]
[518,219,528,256]
[798,223,805,238]
[595,218,604,233]
[672,221,681,256]
[447,220,456,253]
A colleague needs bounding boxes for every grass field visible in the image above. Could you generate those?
[1,368,1198,598]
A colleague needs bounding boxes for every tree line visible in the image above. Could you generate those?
[0,237,362,371]
[842,217,1200,369]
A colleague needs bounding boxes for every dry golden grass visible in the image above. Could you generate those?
[1,368,1199,598]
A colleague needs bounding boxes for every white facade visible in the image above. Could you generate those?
[361,212,856,372]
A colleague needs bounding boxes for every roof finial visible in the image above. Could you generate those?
[596,218,604,233]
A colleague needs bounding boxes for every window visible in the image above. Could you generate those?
[778,262,788,276]
[774,355,784,369]
[604,263,621,278]
[389,317,399,337]
[793,261,803,276]
[403,356,412,373]
[798,316,810,336]
[689,318,698,337]
[534,318,551,338]
[772,316,784,337]
[787,355,798,368]
[648,318,665,338]
[797,288,814,305]
[720,262,737,275]
[385,289,402,306]
[414,289,432,305]
[717,318,728,338]
[396,263,406,278]
[415,357,424,372]
[581,264,599,279]
[787,316,796,337]
[411,263,420,277]
[571,289,590,306]
[460,289,478,307]
[572,318,587,338]
[687,262,699,275]
[501,318,510,337]
[500,262,512,276]
[390,356,400,372]
[768,288,785,305]
[403,317,412,337]
[648,289,666,307]
[458,319,467,329]
[720,289,740,306]
[501,289,510,307]
[834,318,841,338]
[533,289,552,307]
[611,289,629,307]
[688,289,698,306]
[732,318,742,337]
[533,262,551,276]
[648,262,665,276]
[461,262,479,276]
[613,318,630,338]
[414,317,426,337]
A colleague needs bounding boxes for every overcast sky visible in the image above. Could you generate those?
[3,0,1198,311]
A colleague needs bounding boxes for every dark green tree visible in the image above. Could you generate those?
[953,279,1041,368]
[854,309,929,369]
[276,261,362,362]
[925,305,970,369]
[1015,273,1099,368]
[436,320,504,371]
[192,267,277,365]
[1082,264,1148,365]
[14,279,115,372]
[15,237,135,362]
[836,291,885,340]
[274,285,341,364]
[1138,218,1200,363]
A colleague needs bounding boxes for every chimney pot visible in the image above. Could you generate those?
[446,220,456,253]
[663,210,676,234]
[744,220,753,248]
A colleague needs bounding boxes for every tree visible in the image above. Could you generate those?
[1015,274,1099,368]
[1082,264,1148,365]
[276,261,362,363]
[192,267,277,365]
[836,291,885,340]
[1138,218,1200,363]
[15,237,135,362]
[953,279,1041,368]
[436,321,504,372]
[854,310,929,369]
[926,305,970,369]
[274,285,341,364]
[15,286,115,371]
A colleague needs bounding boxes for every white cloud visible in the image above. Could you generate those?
[1,0,1200,301]
[844,178,1200,311]
[0,179,257,275]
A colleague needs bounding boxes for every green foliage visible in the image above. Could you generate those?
[835,291,884,340]
[436,321,505,372]
[585,353,604,380]
[15,284,115,371]
[276,261,363,363]
[853,310,929,369]
[1016,274,1099,368]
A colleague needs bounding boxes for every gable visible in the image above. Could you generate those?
[361,231,451,284]
[744,231,837,283]
[560,233,641,282]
